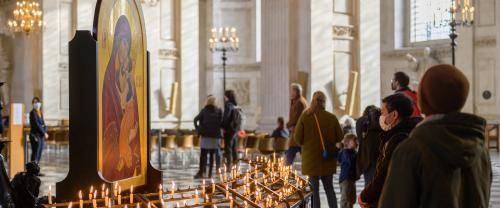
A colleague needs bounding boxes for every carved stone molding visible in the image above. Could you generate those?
[332,25,356,40]
[210,63,261,72]
[58,62,69,70]
[382,46,451,59]
[475,37,496,48]
[158,48,178,59]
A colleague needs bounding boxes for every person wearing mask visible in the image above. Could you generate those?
[295,91,343,208]
[29,97,48,165]
[355,105,383,187]
[379,64,492,208]
[194,95,223,179]
[358,93,421,208]
[391,71,421,117]
[286,83,308,165]
[221,90,239,168]
[271,117,289,139]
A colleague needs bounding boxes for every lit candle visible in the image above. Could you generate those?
[202,180,206,196]
[68,202,73,208]
[219,169,223,182]
[211,179,215,193]
[176,202,180,208]
[147,202,151,208]
[89,186,94,200]
[136,203,140,208]
[211,28,216,38]
[79,190,83,208]
[114,183,118,197]
[159,184,163,199]
[230,197,233,208]
[101,184,105,199]
[118,186,122,205]
[194,189,199,204]
[470,7,475,22]
[48,185,52,204]
[244,201,248,208]
[225,184,229,199]
[171,181,175,199]
[92,191,97,207]
[104,188,109,207]
[130,185,134,204]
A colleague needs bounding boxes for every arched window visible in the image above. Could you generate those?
[410,0,451,42]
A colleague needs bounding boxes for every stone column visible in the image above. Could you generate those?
[258,0,293,130]
[309,0,334,111]
[12,34,42,108]
[179,0,200,128]
[359,0,381,111]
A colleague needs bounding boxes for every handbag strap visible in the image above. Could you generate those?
[313,113,326,151]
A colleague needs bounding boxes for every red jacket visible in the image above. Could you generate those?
[396,88,421,117]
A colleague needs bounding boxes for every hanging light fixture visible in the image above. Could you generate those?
[141,0,159,7]
[7,0,45,34]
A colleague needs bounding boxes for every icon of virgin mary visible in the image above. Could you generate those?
[101,15,141,181]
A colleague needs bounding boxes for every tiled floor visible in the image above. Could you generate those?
[25,145,500,207]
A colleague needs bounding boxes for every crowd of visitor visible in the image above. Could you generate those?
[191,64,492,208]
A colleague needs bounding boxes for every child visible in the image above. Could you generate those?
[338,133,358,208]
[271,117,290,139]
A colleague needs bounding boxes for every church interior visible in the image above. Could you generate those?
[0,0,499,207]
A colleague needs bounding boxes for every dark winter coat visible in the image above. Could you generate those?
[359,117,421,207]
[338,148,357,183]
[379,113,492,208]
[271,127,289,139]
[194,105,223,138]
[222,102,238,135]
[356,114,383,177]
[287,96,308,147]
[29,110,47,139]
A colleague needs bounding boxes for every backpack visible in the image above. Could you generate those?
[230,107,245,131]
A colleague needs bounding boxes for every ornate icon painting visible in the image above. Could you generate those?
[96,0,147,187]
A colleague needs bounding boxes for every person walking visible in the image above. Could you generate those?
[391,71,421,117]
[358,93,421,208]
[29,97,48,165]
[294,91,343,208]
[286,83,308,165]
[355,106,383,187]
[379,64,492,208]
[221,90,240,168]
[194,95,223,179]
[338,134,358,208]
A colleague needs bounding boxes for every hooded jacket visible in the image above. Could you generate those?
[359,117,420,207]
[379,113,491,208]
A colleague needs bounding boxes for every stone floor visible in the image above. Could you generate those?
[26,144,500,207]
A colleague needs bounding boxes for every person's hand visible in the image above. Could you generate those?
[358,195,369,208]
[44,133,49,139]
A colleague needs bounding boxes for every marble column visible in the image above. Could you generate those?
[12,34,42,109]
[179,0,200,128]
[359,0,381,111]
[309,0,334,111]
[258,0,293,130]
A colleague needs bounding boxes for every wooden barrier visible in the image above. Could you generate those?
[8,103,25,177]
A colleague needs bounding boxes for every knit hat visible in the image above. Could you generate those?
[418,64,469,115]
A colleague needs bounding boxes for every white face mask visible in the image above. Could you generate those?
[379,112,396,132]
[34,102,42,110]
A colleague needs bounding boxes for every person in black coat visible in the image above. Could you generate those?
[355,105,382,187]
[0,141,14,208]
[29,97,48,164]
[194,95,223,179]
[221,90,239,168]
[11,162,41,208]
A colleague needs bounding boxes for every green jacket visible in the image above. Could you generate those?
[379,113,492,208]
[294,109,343,176]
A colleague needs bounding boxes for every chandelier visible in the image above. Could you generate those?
[7,0,44,34]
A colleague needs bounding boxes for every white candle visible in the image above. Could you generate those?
[202,180,206,196]
[89,185,94,200]
[48,185,52,204]
[171,181,175,198]
[68,202,73,208]
[130,185,134,204]
[118,186,122,205]
[194,189,199,204]
[211,179,215,193]
[159,184,163,199]
[225,184,229,199]
[78,190,83,208]
[230,197,233,208]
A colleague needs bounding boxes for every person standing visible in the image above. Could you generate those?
[355,106,383,187]
[29,97,48,165]
[379,64,492,208]
[391,71,421,117]
[221,90,239,168]
[294,91,343,208]
[0,82,5,137]
[358,93,420,208]
[338,134,358,208]
[194,95,223,179]
[286,83,308,165]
